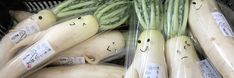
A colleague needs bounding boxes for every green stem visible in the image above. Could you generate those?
[134,0,147,29]
[142,0,150,26]
[61,1,96,12]
[100,6,128,20]
[95,1,128,20]
[99,15,129,31]
[100,17,120,25]
[165,0,189,39]
[172,0,179,38]
[179,0,189,35]
[93,1,130,31]
[155,0,160,30]
[57,7,98,18]
[94,4,108,16]
[166,0,173,38]
[149,0,156,29]
[52,0,77,14]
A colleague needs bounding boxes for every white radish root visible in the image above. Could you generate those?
[0,10,56,68]
[25,64,125,78]
[189,0,234,77]
[166,36,203,78]
[50,30,125,65]
[125,30,168,78]
[0,15,99,78]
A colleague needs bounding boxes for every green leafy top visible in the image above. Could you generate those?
[134,0,162,30]
[164,0,189,39]
[52,0,130,31]
[94,0,130,31]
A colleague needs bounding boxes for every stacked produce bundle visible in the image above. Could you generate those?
[125,0,168,78]
[164,0,203,78]
[189,0,234,77]
[0,0,107,68]
[0,0,131,78]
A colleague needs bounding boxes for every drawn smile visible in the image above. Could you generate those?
[140,46,149,52]
[181,56,188,60]
[107,45,117,52]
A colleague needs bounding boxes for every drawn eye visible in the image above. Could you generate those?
[38,16,43,20]
[83,23,86,26]
[78,17,81,19]
[69,22,76,26]
[147,38,150,42]
[112,42,115,44]
[137,40,141,44]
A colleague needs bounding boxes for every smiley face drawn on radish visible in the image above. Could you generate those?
[177,40,192,60]
[68,16,86,27]
[106,42,117,53]
[137,38,151,52]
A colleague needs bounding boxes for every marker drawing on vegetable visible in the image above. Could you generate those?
[50,31,125,65]
[125,0,168,78]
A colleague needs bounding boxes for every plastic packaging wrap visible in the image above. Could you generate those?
[189,0,234,77]
[125,0,168,78]
[49,30,125,65]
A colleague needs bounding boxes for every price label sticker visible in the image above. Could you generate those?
[143,64,162,78]
[58,56,86,65]
[199,59,222,78]
[21,40,55,70]
[9,21,40,44]
[212,12,234,37]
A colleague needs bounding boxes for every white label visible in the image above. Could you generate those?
[58,56,86,65]
[212,12,234,37]
[199,59,222,78]
[21,40,55,70]
[9,22,40,44]
[143,64,162,78]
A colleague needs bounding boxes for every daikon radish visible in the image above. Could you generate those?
[50,30,125,65]
[0,15,99,78]
[9,10,33,22]
[164,0,203,78]
[189,0,234,77]
[125,0,168,78]
[25,64,125,78]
